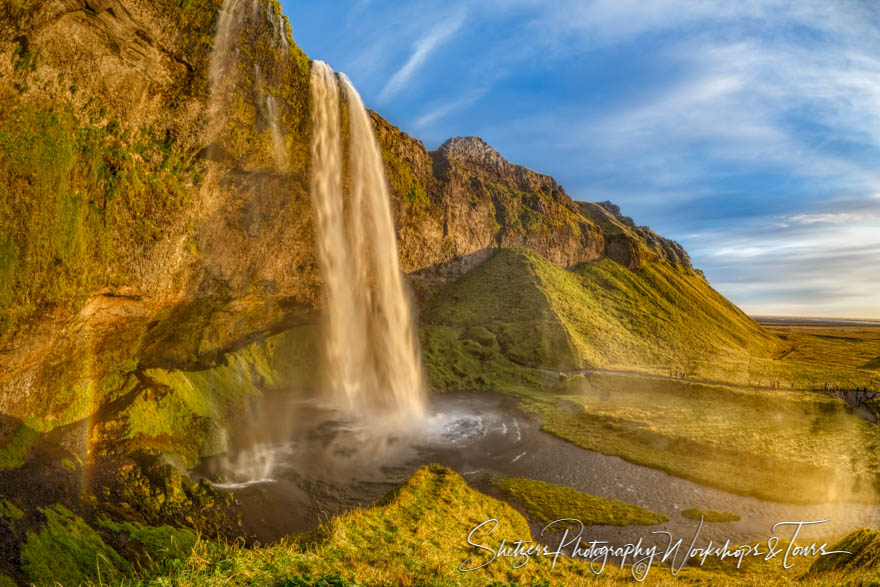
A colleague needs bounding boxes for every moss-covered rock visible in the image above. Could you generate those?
[111,325,319,466]
[20,505,130,585]
[98,518,196,572]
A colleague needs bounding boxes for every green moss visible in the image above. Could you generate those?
[98,518,196,571]
[26,367,139,434]
[20,505,130,586]
[0,90,198,346]
[126,390,201,442]
[125,326,319,463]
[383,147,429,206]
[0,232,18,308]
[0,423,38,471]
[0,497,24,520]
[497,476,668,528]
[681,508,740,523]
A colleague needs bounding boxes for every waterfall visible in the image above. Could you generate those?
[309,61,425,422]
[265,94,286,169]
[208,0,240,117]
[209,0,287,165]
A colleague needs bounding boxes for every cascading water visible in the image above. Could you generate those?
[264,94,286,168]
[309,61,425,422]
[203,4,424,493]
[208,0,240,120]
[210,0,287,162]
[204,0,294,486]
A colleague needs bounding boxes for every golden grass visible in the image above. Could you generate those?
[515,373,880,504]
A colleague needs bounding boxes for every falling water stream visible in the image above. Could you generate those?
[309,61,425,420]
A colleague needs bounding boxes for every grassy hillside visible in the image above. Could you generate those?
[424,248,780,378]
[423,248,579,372]
[420,248,880,502]
[423,248,880,390]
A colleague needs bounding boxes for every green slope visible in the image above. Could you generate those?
[541,252,783,373]
[422,248,783,386]
[423,248,578,370]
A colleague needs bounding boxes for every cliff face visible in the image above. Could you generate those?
[0,0,318,434]
[0,0,699,462]
[374,123,693,284]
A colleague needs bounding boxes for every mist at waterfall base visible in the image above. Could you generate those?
[197,390,534,541]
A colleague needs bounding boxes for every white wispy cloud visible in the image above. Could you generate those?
[787,213,862,225]
[378,13,466,103]
[685,199,880,318]
[414,86,489,129]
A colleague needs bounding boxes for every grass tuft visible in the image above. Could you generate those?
[20,505,130,585]
[680,508,740,523]
[497,476,668,527]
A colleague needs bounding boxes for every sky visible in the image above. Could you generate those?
[281,0,880,319]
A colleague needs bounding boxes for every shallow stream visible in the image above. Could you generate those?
[198,390,880,550]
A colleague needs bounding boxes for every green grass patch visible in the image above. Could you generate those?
[497,476,668,527]
[98,518,196,572]
[20,505,130,585]
[420,324,543,394]
[681,508,740,523]
[808,527,880,576]
[0,497,24,520]
[124,325,319,464]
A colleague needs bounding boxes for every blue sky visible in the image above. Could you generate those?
[281,0,880,319]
